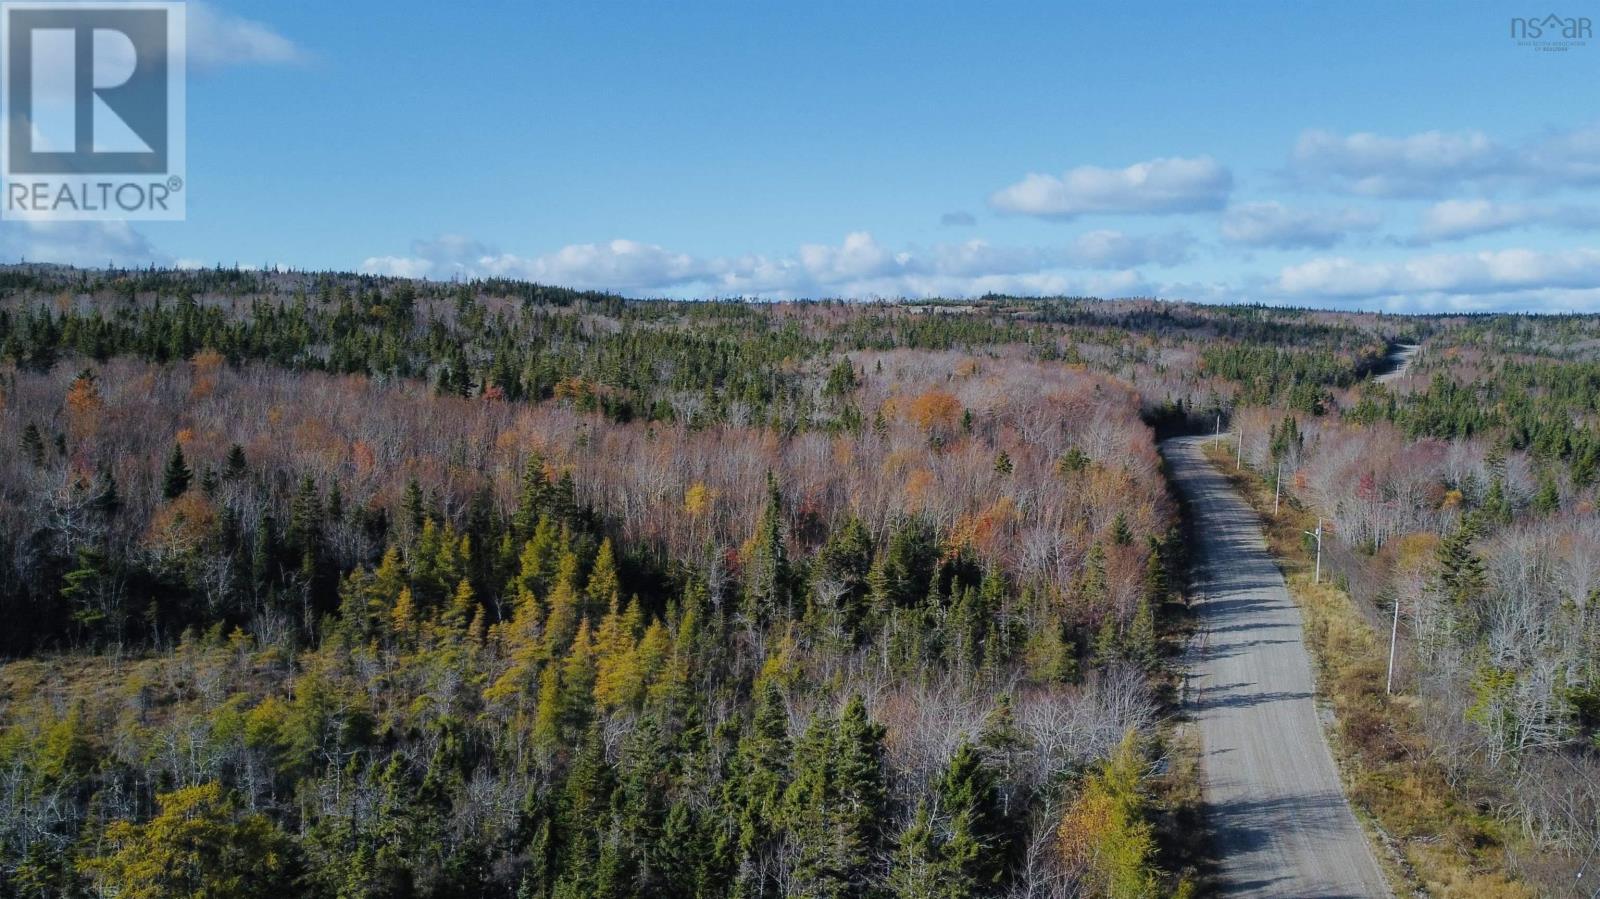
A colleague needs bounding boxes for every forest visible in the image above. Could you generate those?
[1,265,1597,897]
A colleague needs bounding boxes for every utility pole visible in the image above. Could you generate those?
[1236,429,1243,470]
[1215,411,1222,436]
[1386,594,1401,695]
[1304,518,1323,583]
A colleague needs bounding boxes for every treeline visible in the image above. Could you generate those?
[1200,342,1386,414]
[1345,362,1600,480]
[0,290,839,431]
[3,267,1429,440]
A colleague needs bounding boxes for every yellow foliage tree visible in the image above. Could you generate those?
[443,578,476,631]
[82,783,296,899]
[390,587,418,644]
[684,481,714,517]
[484,587,547,706]
[542,552,583,656]
[585,538,621,618]
[1058,730,1158,899]
[636,619,671,688]
[531,664,562,752]
[593,598,644,710]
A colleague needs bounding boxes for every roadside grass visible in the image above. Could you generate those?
[1146,474,1217,896]
[1149,722,1212,895]
[1202,442,1531,899]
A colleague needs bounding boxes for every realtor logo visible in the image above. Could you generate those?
[1510,13,1592,51]
[2,1,185,220]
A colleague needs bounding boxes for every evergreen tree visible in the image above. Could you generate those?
[887,803,955,899]
[513,453,550,539]
[557,619,598,738]
[936,741,1010,890]
[223,443,248,479]
[1092,611,1122,668]
[1436,523,1487,606]
[162,444,192,499]
[20,423,46,467]
[61,545,117,635]
[978,695,1025,774]
[823,358,859,397]
[614,715,670,893]
[993,451,1013,475]
[556,725,615,895]
[742,474,790,623]
[1022,587,1075,683]
[1482,474,1513,525]
[1533,473,1560,515]
[401,478,425,533]
[1127,598,1158,669]
[1111,513,1133,546]
[812,515,874,633]
[831,695,889,877]
[1143,537,1168,607]
[869,518,936,611]
[725,681,791,889]
[286,475,324,562]
[1079,543,1109,608]
[784,695,887,898]
[91,464,121,516]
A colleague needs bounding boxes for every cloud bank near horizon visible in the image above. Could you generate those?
[8,121,1600,314]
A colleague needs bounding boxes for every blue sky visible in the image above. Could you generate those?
[5,0,1600,311]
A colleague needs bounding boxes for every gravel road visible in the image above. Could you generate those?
[1163,435,1390,898]
[1376,344,1419,385]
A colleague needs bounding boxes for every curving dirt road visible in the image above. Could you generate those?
[1375,344,1419,386]
[1163,436,1390,898]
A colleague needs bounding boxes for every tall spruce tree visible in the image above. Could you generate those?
[161,444,192,499]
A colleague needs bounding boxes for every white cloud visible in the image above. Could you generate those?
[1521,123,1600,186]
[1415,199,1600,242]
[1061,230,1193,267]
[1221,202,1379,249]
[0,221,166,267]
[360,230,1182,299]
[359,255,437,279]
[1293,124,1600,196]
[846,269,1155,301]
[363,236,715,289]
[1417,199,1537,241]
[1272,247,1600,308]
[188,1,305,70]
[1414,288,1600,314]
[988,156,1232,219]
[499,240,712,288]
[796,231,905,282]
[1292,129,1506,197]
